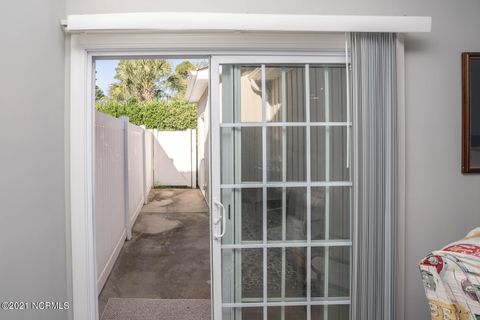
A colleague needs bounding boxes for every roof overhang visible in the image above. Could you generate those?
[184,69,209,103]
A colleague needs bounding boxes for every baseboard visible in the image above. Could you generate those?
[97,229,126,294]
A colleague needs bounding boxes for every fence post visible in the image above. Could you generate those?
[120,116,132,240]
[151,130,154,189]
[153,129,158,187]
[141,125,148,205]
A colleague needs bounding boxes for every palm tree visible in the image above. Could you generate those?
[166,61,197,97]
[109,59,172,102]
[95,85,105,101]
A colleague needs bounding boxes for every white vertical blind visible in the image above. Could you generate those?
[351,32,398,320]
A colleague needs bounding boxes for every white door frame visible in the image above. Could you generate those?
[68,32,405,320]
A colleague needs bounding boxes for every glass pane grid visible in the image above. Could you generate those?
[220,63,351,320]
[220,182,352,188]
[219,122,352,127]
[221,241,352,249]
[223,298,351,307]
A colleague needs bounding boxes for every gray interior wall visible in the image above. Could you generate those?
[65,0,480,319]
[0,0,67,320]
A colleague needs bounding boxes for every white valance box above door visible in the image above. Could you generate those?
[62,12,431,34]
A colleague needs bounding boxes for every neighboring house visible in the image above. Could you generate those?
[185,68,210,202]
[184,65,346,201]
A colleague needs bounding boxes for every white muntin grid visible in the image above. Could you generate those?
[218,60,352,320]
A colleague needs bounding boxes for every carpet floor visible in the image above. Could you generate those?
[101,298,211,320]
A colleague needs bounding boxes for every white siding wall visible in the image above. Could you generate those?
[197,91,209,202]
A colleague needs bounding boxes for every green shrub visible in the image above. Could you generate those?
[96,98,197,130]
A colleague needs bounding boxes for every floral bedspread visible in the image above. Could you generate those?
[420,227,480,320]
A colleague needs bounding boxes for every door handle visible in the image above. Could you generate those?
[213,200,226,240]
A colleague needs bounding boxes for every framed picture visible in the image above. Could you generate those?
[462,52,480,173]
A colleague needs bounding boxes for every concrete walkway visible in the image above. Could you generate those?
[99,188,210,318]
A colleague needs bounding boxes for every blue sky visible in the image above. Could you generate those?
[95,58,207,94]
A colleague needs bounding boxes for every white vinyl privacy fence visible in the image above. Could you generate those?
[126,122,146,238]
[95,113,154,292]
[94,111,198,293]
[144,129,154,196]
[95,112,128,293]
[153,129,197,188]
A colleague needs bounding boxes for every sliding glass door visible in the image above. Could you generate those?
[211,56,352,320]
